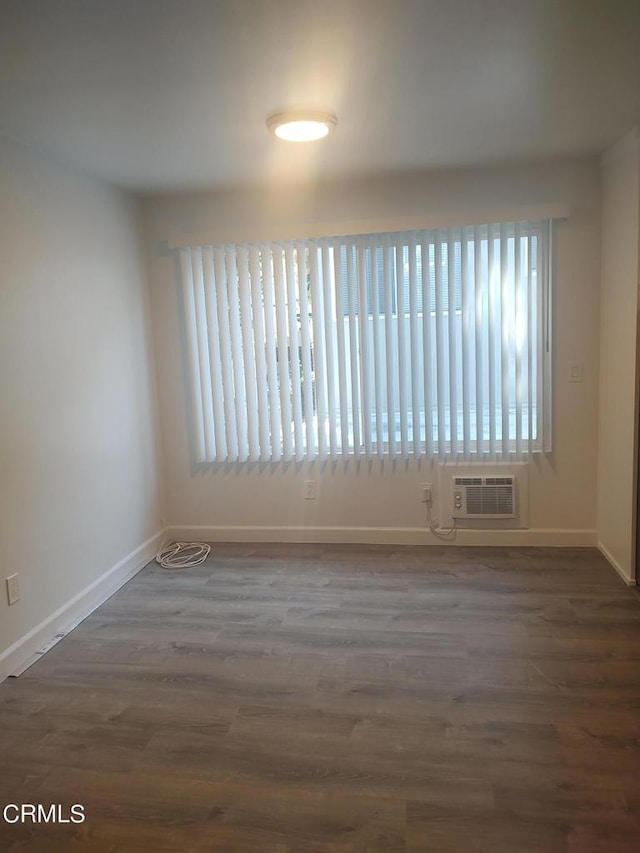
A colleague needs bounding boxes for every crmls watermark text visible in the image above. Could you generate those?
[3,804,85,824]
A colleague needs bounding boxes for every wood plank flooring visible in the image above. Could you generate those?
[1,544,640,852]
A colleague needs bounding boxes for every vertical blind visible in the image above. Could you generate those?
[179,220,551,463]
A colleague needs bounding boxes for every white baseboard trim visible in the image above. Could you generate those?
[597,541,636,586]
[0,529,165,683]
[167,525,597,548]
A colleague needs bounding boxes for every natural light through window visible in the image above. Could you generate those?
[179,220,552,463]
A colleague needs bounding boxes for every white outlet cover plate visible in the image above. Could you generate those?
[6,573,20,605]
[304,480,317,499]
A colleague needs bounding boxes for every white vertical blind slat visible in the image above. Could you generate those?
[225,246,249,461]
[212,246,239,460]
[421,235,434,457]
[190,249,216,462]
[248,246,270,457]
[433,234,446,458]
[332,241,350,455]
[536,232,543,450]
[272,247,293,461]
[260,246,282,461]
[447,231,458,457]
[346,240,361,457]
[473,226,485,455]
[202,247,227,461]
[284,242,304,460]
[237,246,260,461]
[408,233,422,457]
[370,240,385,458]
[357,242,373,458]
[514,224,523,457]
[487,225,497,458]
[536,227,545,451]
[461,227,471,457]
[296,243,316,458]
[310,243,329,460]
[180,249,207,463]
[383,237,397,459]
[321,241,339,460]
[499,223,510,456]
[394,234,409,458]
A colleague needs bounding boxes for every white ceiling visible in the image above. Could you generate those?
[1,0,639,193]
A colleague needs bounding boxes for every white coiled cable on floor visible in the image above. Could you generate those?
[156,541,211,569]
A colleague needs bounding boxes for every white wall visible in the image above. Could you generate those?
[0,138,164,671]
[597,130,640,583]
[144,158,601,545]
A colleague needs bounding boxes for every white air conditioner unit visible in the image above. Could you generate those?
[452,476,516,519]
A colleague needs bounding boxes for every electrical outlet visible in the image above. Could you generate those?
[6,574,20,605]
[420,482,433,503]
[304,480,317,500]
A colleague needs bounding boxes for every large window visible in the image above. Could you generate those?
[179,220,551,463]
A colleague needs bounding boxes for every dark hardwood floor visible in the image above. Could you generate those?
[1,544,640,852]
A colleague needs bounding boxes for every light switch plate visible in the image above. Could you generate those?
[568,361,583,383]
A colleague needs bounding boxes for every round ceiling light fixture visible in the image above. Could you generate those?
[267,110,337,142]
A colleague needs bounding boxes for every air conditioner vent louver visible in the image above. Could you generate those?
[452,475,516,519]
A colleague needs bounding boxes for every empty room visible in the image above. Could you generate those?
[1,0,640,850]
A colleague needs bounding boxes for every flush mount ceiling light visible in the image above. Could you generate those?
[266,110,337,142]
